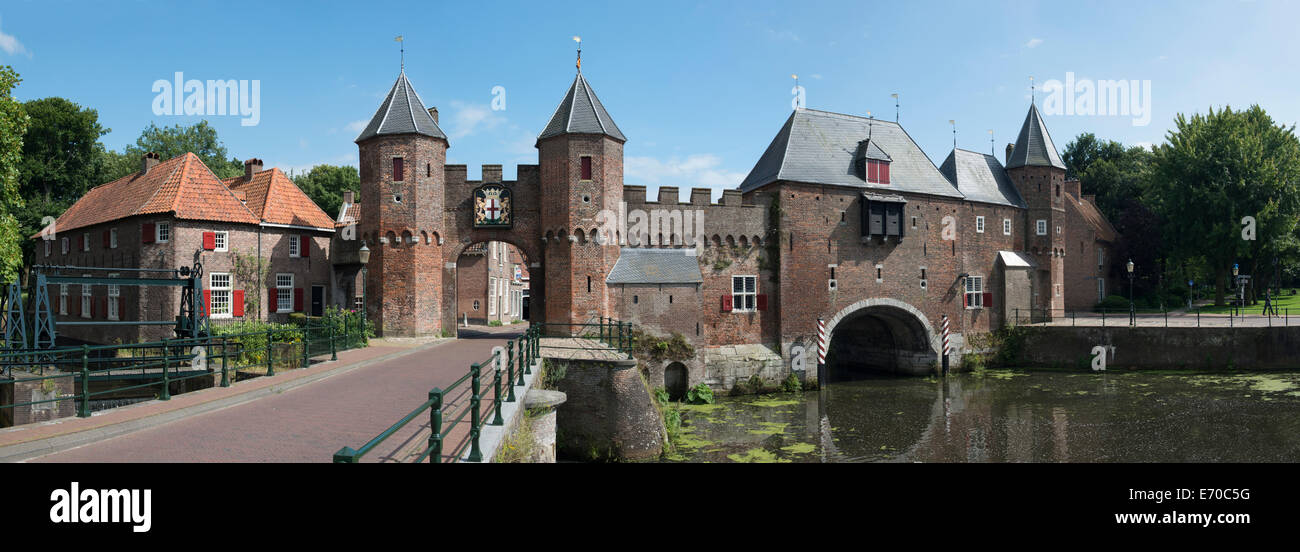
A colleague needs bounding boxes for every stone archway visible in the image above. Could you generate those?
[823,298,939,379]
[443,237,543,332]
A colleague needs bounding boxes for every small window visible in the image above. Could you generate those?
[426,163,431,178]
[1003,218,1011,236]
[107,284,120,320]
[965,276,984,308]
[1056,225,1062,235]
[81,280,92,319]
[82,232,90,251]
[731,275,757,312]
[214,231,228,252]
[911,216,917,230]
[1036,220,1047,236]
[59,284,68,315]
[580,156,593,180]
[488,277,496,315]
[393,157,404,181]
[976,216,985,233]
[633,295,639,304]
[44,240,50,257]
[210,273,231,318]
[289,235,300,257]
[61,237,68,254]
[473,300,480,311]
[876,264,883,283]
[156,222,170,243]
[276,273,294,312]
[110,228,118,249]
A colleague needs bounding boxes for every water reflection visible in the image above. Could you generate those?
[668,371,1300,463]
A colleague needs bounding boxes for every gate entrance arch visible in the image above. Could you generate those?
[823,298,939,379]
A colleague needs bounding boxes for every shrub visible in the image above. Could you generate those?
[685,383,714,404]
[488,320,504,327]
[1096,294,1129,312]
[781,372,802,393]
[653,386,670,406]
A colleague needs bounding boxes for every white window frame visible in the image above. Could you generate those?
[156,221,170,243]
[503,280,510,315]
[976,216,985,233]
[81,278,92,319]
[965,275,984,309]
[1036,220,1047,236]
[110,228,118,249]
[82,232,90,251]
[1098,248,1104,268]
[59,284,67,315]
[289,235,300,258]
[107,284,120,321]
[276,273,294,313]
[61,237,68,254]
[488,277,497,315]
[1003,218,1011,236]
[213,230,228,252]
[732,275,757,312]
[210,273,232,318]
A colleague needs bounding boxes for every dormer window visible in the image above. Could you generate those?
[856,139,892,184]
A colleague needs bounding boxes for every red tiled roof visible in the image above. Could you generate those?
[1069,194,1119,243]
[335,201,360,228]
[37,153,258,237]
[223,168,335,230]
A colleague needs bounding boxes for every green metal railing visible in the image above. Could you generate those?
[333,325,545,463]
[532,317,632,355]
[1012,306,1293,328]
[0,319,369,422]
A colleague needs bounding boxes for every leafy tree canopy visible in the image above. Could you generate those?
[292,164,359,219]
[0,66,30,283]
[101,120,242,181]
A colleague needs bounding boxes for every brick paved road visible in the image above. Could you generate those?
[32,325,529,463]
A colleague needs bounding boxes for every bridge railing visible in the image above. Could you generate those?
[333,326,542,463]
[532,317,631,355]
[1011,306,1294,328]
[0,319,370,423]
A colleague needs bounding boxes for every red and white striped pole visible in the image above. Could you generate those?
[817,317,828,383]
[941,315,951,375]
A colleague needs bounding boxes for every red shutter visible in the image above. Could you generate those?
[962,292,968,308]
[581,157,593,180]
[757,294,768,311]
[269,288,278,312]
[983,292,993,309]
[880,162,890,184]
[293,288,304,312]
[393,157,404,181]
[102,231,110,248]
[142,223,155,244]
[721,294,733,312]
[204,289,211,316]
[233,290,245,317]
[202,232,216,250]
[867,160,878,182]
[301,236,310,257]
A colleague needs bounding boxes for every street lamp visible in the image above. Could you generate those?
[1127,259,1135,326]
[358,243,370,328]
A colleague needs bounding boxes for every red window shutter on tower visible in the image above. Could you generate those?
[269,288,278,311]
[293,288,304,312]
[983,292,993,309]
[581,157,593,180]
[202,232,216,250]
[301,236,310,257]
[232,290,245,317]
[757,294,768,311]
[142,223,155,244]
[204,289,211,316]
[102,231,110,248]
[721,295,733,312]
[393,158,404,181]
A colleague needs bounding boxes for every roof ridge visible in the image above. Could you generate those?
[136,154,187,217]
[578,74,607,135]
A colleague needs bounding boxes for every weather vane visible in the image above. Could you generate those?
[574,36,582,72]
[396,35,404,71]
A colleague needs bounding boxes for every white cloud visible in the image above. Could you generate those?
[0,18,30,58]
[345,120,366,133]
[446,100,505,139]
[625,154,748,199]
[280,153,359,177]
[1025,38,1043,48]
[1133,141,1155,151]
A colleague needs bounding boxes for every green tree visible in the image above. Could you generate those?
[1062,133,1153,221]
[16,97,109,269]
[101,120,242,181]
[1147,105,1300,306]
[0,66,29,284]
[292,164,359,219]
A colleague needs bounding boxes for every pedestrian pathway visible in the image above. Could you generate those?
[0,325,529,463]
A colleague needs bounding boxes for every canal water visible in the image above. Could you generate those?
[666,370,1300,462]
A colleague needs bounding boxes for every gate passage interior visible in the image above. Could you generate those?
[2,262,209,352]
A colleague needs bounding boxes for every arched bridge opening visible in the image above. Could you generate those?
[825,300,938,381]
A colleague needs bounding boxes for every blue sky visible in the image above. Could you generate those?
[1,0,1297,200]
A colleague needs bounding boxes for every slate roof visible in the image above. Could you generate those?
[860,138,892,161]
[738,108,963,199]
[1006,103,1066,170]
[39,153,259,236]
[938,149,1027,208]
[224,168,335,230]
[606,248,703,284]
[355,71,447,143]
[537,72,626,143]
[998,251,1038,268]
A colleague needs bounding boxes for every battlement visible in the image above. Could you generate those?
[620,186,770,247]
[623,185,754,208]
[444,164,542,187]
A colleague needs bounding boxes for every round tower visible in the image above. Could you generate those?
[356,71,448,336]
[1005,102,1067,318]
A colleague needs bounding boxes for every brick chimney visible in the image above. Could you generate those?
[141,152,160,175]
[1005,143,1015,165]
[343,190,355,204]
[244,158,263,179]
[1064,179,1082,200]
[428,107,438,125]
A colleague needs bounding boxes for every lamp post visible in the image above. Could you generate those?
[1127,259,1135,326]
[358,244,370,328]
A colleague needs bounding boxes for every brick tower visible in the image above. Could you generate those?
[537,66,626,329]
[1005,102,1067,318]
[355,70,448,336]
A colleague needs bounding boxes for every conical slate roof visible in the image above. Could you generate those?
[355,71,447,143]
[537,72,626,143]
[1006,103,1065,170]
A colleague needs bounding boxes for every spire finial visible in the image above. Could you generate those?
[1030,75,1035,105]
[891,93,899,123]
[988,129,994,156]
[867,111,873,139]
[949,120,956,150]
[573,36,582,72]
[395,35,404,71]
